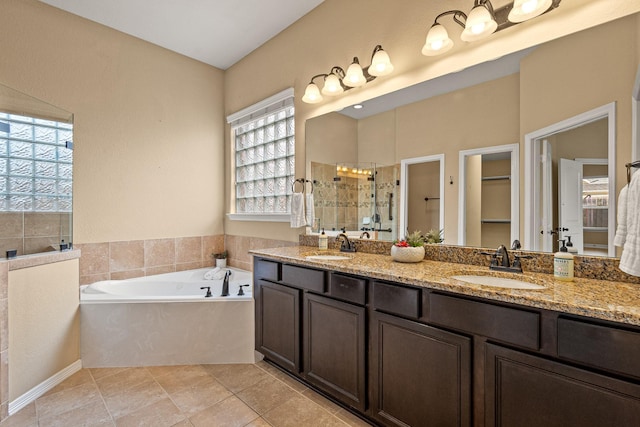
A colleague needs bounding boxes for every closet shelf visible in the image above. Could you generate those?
[584,227,608,232]
[481,175,511,181]
[481,219,511,224]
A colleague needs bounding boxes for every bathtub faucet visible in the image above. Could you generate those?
[221,270,231,297]
[200,286,212,298]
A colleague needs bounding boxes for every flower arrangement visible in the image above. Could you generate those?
[394,230,425,248]
[211,250,228,260]
[424,229,444,244]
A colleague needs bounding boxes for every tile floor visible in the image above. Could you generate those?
[0,361,373,427]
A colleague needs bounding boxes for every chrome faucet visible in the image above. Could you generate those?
[221,270,231,296]
[338,233,356,252]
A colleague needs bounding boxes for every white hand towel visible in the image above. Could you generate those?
[614,184,628,247]
[305,193,315,227]
[290,193,306,228]
[619,172,640,276]
[204,267,224,280]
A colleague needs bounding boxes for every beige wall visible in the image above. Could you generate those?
[8,259,79,400]
[224,0,640,242]
[0,0,225,244]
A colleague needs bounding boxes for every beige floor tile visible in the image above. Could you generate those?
[236,376,298,415]
[335,408,375,426]
[170,419,194,427]
[301,388,343,414]
[95,368,154,397]
[43,369,95,396]
[263,395,347,427]
[189,395,259,427]
[245,418,273,427]
[268,369,309,393]
[149,365,212,395]
[35,382,103,420]
[202,364,270,393]
[114,397,185,427]
[89,367,131,381]
[0,403,36,427]
[169,376,233,416]
[38,400,113,427]
[101,378,168,419]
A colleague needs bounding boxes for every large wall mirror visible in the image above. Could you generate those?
[0,83,74,257]
[306,12,639,256]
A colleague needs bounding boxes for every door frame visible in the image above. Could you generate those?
[524,102,616,256]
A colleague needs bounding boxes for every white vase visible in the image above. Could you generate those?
[390,245,425,263]
[216,258,227,268]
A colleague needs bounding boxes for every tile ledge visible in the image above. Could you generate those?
[5,249,81,271]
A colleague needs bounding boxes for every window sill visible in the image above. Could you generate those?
[227,213,291,223]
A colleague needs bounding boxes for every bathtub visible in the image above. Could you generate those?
[80,267,256,367]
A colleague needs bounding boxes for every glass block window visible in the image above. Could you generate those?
[0,113,73,212]
[228,89,295,214]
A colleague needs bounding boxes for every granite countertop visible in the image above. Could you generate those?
[250,246,640,327]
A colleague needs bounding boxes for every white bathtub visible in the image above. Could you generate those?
[80,267,256,367]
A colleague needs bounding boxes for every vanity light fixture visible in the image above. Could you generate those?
[422,0,560,56]
[302,45,394,104]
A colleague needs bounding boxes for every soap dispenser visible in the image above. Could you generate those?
[554,239,574,281]
[318,228,328,250]
[565,236,578,255]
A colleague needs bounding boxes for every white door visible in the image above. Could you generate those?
[540,140,554,252]
[559,158,584,253]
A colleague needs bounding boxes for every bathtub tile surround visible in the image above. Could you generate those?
[1,363,370,426]
[225,235,297,272]
[77,234,225,285]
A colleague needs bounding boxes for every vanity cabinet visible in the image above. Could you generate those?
[485,343,640,427]
[371,311,471,427]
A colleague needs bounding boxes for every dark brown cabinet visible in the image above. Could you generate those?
[303,292,366,411]
[371,311,472,427]
[485,343,640,427]
[254,279,301,374]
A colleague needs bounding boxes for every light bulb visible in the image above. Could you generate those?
[461,5,497,42]
[369,48,394,76]
[422,23,453,56]
[321,73,343,96]
[302,82,322,104]
[344,59,367,87]
[508,0,552,23]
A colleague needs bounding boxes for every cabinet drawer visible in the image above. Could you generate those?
[254,258,279,282]
[282,264,326,293]
[372,281,421,318]
[429,293,540,350]
[558,317,640,380]
[329,273,366,305]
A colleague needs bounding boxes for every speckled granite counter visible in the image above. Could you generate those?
[250,246,640,327]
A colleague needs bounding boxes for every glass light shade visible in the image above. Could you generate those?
[508,0,553,23]
[343,61,367,87]
[302,82,323,104]
[369,49,394,76]
[422,24,453,56]
[460,5,497,42]
[321,73,344,96]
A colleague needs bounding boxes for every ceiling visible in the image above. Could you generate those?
[38,0,325,70]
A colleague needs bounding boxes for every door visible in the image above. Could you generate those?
[371,311,472,427]
[303,293,366,411]
[559,158,584,253]
[540,140,554,252]
[255,280,301,374]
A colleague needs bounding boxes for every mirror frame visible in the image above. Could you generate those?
[524,102,616,256]
[458,143,520,246]
[399,154,445,239]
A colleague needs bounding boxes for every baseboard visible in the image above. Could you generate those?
[8,359,82,415]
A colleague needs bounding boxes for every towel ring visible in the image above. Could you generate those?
[291,178,314,194]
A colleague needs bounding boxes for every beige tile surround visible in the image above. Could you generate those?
[77,234,296,285]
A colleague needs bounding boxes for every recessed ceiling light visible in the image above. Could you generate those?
[353,104,363,109]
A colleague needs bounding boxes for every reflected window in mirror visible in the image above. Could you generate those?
[0,112,73,256]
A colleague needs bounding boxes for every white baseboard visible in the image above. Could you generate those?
[8,359,82,415]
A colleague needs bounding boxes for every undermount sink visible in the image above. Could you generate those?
[450,274,546,290]
[305,254,353,261]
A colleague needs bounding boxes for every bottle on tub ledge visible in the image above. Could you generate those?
[554,239,574,281]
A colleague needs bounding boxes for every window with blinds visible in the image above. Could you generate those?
[0,113,73,212]
[228,89,295,215]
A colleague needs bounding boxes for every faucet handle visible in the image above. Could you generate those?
[238,284,249,296]
[200,286,212,298]
[480,251,498,267]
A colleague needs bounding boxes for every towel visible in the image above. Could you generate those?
[290,193,306,228]
[620,172,640,276]
[204,267,226,280]
[305,193,315,228]
[614,184,628,247]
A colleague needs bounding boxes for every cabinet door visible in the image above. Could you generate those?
[303,293,366,412]
[371,311,472,427]
[255,280,301,374]
[485,343,640,427]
